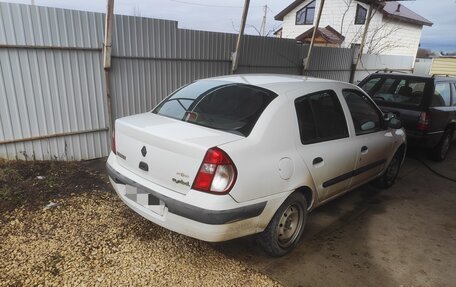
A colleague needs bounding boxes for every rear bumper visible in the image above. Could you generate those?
[406,130,443,149]
[105,155,279,242]
[106,163,265,225]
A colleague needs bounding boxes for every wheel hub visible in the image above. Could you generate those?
[277,204,303,248]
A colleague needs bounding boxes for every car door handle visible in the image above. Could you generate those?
[361,146,368,152]
[312,157,323,165]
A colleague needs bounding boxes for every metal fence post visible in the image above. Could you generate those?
[103,0,115,140]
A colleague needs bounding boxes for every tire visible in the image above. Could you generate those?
[431,129,453,162]
[375,149,402,189]
[256,192,307,257]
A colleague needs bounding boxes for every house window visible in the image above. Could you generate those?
[355,4,367,25]
[296,0,316,25]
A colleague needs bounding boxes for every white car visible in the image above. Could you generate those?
[107,74,406,256]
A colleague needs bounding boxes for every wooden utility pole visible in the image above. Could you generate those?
[232,0,250,74]
[260,5,267,36]
[103,0,115,134]
[303,0,325,71]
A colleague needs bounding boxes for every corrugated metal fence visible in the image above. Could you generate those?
[0,4,108,160]
[1,3,407,161]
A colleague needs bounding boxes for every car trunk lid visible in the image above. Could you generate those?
[115,113,244,195]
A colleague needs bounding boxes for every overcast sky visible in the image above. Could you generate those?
[2,0,455,52]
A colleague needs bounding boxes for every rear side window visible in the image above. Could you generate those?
[153,80,277,137]
[295,90,348,144]
[343,89,382,135]
[368,77,428,107]
[431,83,451,107]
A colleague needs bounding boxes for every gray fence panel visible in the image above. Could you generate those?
[110,58,230,118]
[0,3,104,48]
[238,36,302,70]
[302,46,355,82]
[111,14,237,60]
[0,48,109,160]
[0,2,108,160]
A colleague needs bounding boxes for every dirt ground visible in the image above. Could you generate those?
[0,160,278,286]
[0,147,455,287]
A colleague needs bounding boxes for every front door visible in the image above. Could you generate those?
[342,89,393,187]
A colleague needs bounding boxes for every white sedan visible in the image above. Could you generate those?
[107,74,406,256]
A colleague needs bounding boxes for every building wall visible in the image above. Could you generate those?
[431,57,456,76]
[280,0,423,57]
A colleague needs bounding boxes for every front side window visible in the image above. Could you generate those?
[355,4,367,25]
[432,83,451,107]
[295,90,348,144]
[296,0,315,25]
[343,89,382,135]
[153,80,277,137]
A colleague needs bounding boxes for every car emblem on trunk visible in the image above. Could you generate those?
[141,146,147,157]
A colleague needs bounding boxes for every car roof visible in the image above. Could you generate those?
[367,73,456,82]
[202,74,356,95]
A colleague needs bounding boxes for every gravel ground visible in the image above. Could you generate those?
[0,160,280,287]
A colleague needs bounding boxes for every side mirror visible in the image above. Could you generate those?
[388,117,402,129]
[383,112,395,121]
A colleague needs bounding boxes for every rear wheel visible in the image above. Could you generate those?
[431,129,453,162]
[256,193,307,257]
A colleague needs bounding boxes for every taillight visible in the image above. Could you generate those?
[111,130,116,154]
[417,112,430,132]
[192,147,237,194]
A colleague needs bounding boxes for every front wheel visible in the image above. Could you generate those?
[375,149,402,189]
[256,193,307,257]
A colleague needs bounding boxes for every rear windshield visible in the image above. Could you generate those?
[360,76,429,107]
[152,80,277,136]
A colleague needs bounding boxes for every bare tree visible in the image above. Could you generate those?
[339,0,354,34]
[416,48,432,58]
[365,23,401,54]
[339,2,403,55]
[231,19,279,37]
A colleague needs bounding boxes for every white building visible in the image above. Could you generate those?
[274,0,433,57]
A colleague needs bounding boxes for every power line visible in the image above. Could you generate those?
[168,0,260,9]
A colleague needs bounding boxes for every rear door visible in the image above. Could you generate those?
[428,81,454,134]
[293,90,358,202]
[342,89,394,187]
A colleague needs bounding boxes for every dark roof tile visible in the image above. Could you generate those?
[275,0,433,27]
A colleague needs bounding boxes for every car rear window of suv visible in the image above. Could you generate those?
[152,80,277,137]
[360,76,429,107]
